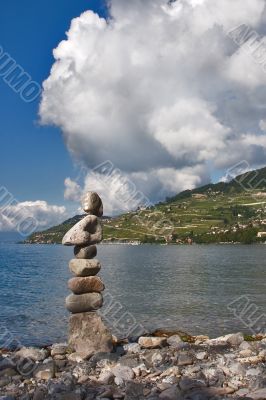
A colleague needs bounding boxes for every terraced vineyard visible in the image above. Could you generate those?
[25,167,266,244]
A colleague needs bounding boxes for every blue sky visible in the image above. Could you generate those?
[1,0,266,228]
[0,0,106,204]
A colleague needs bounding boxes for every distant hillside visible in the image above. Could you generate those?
[25,166,266,245]
[165,166,266,203]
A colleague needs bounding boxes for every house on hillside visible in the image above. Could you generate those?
[257,232,266,238]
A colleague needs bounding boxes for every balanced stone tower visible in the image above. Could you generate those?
[62,192,113,357]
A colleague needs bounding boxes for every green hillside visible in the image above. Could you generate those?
[25,167,266,244]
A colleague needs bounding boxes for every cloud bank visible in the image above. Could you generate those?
[41,0,266,212]
[0,200,67,233]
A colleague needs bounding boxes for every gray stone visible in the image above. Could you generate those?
[179,377,206,391]
[67,352,86,363]
[62,215,102,246]
[162,376,178,384]
[33,387,48,400]
[226,332,244,346]
[81,192,103,217]
[125,381,145,400]
[239,341,252,350]
[151,352,164,366]
[119,354,140,368]
[184,387,234,399]
[74,245,97,259]
[111,364,135,385]
[54,394,82,400]
[235,388,249,397]
[47,373,76,394]
[246,367,261,377]
[33,362,55,380]
[69,259,101,277]
[138,337,167,349]
[89,352,119,367]
[69,313,113,355]
[0,377,9,387]
[0,368,17,377]
[51,343,68,356]
[177,353,193,366]
[123,343,141,354]
[0,358,15,371]
[228,361,246,376]
[98,369,114,384]
[195,351,208,360]
[203,367,225,386]
[15,347,48,361]
[68,276,105,294]
[166,335,182,348]
[159,386,181,400]
[65,293,103,313]
[248,388,266,399]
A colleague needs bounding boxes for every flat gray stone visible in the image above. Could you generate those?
[62,215,102,246]
[69,259,101,277]
[69,312,113,355]
[65,293,103,313]
[74,245,97,259]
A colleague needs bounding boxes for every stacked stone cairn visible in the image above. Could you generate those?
[62,192,113,357]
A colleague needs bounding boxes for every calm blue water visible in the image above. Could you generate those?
[0,240,265,346]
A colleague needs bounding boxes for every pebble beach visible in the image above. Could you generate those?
[0,331,266,400]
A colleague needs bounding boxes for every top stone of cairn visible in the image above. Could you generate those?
[82,192,103,217]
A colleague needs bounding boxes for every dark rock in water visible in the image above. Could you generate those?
[65,293,103,313]
[69,259,101,277]
[68,276,105,294]
[62,215,102,246]
[74,245,97,259]
[68,312,113,355]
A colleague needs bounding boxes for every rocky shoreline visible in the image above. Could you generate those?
[0,331,265,400]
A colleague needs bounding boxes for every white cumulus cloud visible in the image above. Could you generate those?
[0,200,67,234]
[40,0,266,212]
[64,177,82,202]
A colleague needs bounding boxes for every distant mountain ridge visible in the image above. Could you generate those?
[166,166,266,203]
[25,166,266,245]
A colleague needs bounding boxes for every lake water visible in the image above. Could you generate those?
[0,239,265,347]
